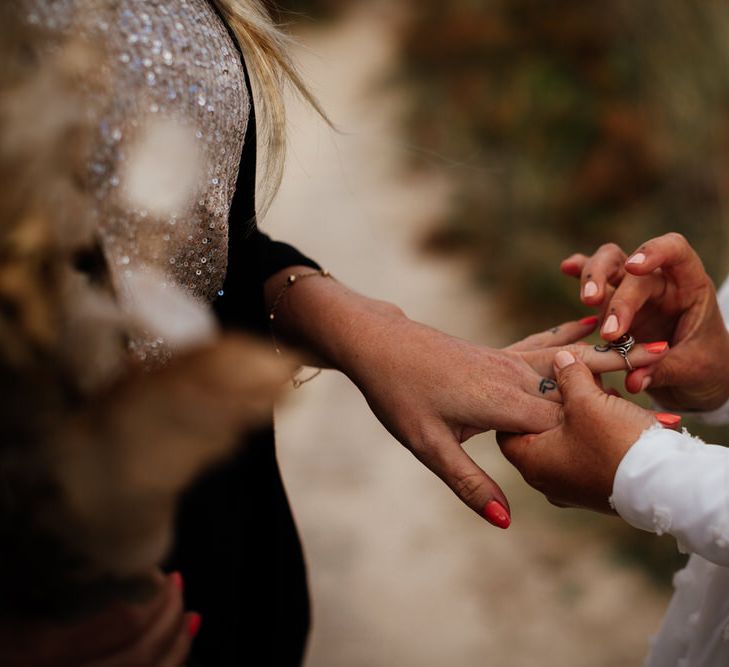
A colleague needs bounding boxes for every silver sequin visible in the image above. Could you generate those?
[24,0,250,357]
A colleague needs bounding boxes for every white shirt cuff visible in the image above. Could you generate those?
[611,425,729,564]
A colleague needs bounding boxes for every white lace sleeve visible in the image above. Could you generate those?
[611,425,729,565]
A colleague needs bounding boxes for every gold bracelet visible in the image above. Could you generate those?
[269,268,332,388]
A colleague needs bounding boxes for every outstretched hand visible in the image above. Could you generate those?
[561,232,729,410]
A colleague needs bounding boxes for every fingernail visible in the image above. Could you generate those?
[656,413,681,429]
[627,252,647,265]
[188,613,202,639]
[483,500,511,529]
[640,377,652,391]
[555,350,576,369]
[170,571,184,593]
[602,314,619,334]
[645,341,669,354]
[579,315,599,327]
[583,281,598,298]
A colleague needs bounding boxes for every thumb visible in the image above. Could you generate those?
[413,421,511,529]
[554,350,603,406]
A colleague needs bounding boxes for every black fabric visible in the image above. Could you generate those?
[167,58,319,667]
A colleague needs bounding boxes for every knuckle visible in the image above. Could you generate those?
[409,428,439,459]
[557,361,579,384]
[597,242,624,257]
[452,471,488,505]
[607,295,629,311]
[664,231,687,246]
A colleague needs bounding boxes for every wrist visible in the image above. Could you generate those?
[323,294,409,379]
[690,327,729,410]
[264,267,408,373]
[696,301,729,409]
[715,330,729,404]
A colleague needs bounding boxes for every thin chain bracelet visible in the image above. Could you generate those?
[269,268,332,388]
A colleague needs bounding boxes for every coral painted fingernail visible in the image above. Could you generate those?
[656,413,681,429]
[602,314,619,334]
[583,281,598,298]
[170,571,184,593]
[188,613,202,639]
[555,350,576,369]
[645,341,669,354]
[640,377,652,391]
[483,500,511,529]
[627,252,647,265]
[579,315,599,327]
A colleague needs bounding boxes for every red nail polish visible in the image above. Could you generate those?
[579,315,599,327]
[170,571,184,593]
[656,413,681,428]
[188,613,202,639]
[483,500,511,529]
[645,341,669,354]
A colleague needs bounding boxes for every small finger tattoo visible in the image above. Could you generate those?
[549,326,560,334]
[539,378,558,394]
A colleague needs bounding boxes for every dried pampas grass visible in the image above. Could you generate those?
[0,7,293,619]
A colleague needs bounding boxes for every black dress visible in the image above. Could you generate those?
[168,68,319,667]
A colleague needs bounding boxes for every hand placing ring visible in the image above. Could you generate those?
[595,333,636,371]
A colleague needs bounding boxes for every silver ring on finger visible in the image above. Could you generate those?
[595,333,636,371]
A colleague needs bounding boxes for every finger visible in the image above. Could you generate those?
[599,271,666,341]
[531,374,563,403]
[497,430,552,494]
[44,573,170,663]
[155,613,198,667]
[560,253,588,277]
[579,243,627,306]
[656,413,683,431]
[625,366,654,394]
[553,350,605,409]
[569,340,669,376]
[413,422,511,528]
[507,315,599,352]
[83,574,186,667]
[593,373,605,391]
[496,431,533,468]
[624,232,708,288]
[524,340,669,378]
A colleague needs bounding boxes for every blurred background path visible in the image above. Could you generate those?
[266,6,670,666]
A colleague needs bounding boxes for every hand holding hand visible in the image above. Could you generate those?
[0,571,199,667]
[345,312,668,528]
[265,268,668,528]
[561,233,729,410]
[497,351,666,512]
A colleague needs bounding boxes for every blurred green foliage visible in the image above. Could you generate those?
[394,0,729,588]
[397,0,729,334]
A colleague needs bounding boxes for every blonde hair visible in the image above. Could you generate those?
[211,0,328,215]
